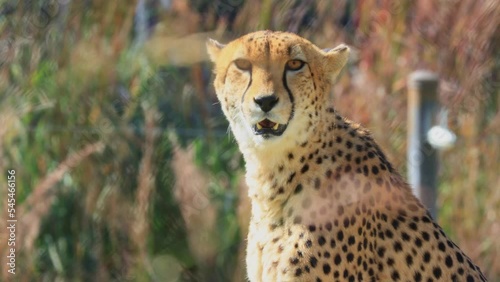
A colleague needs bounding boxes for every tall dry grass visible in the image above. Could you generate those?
[0,0,498,280]
[0,141,104,280]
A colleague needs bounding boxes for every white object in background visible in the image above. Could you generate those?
[427,109,456,150]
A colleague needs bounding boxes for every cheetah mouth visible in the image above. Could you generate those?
[253,119,287,137]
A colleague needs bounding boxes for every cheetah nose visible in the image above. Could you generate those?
[254,95,279,113]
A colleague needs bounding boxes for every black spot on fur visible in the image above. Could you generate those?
[294,183,303,194]
[301,164,309,173]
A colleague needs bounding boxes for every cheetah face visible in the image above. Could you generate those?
[230,54,293,139]
[207,31,349,149]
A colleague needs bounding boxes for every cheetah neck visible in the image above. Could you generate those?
[242,107,338,219]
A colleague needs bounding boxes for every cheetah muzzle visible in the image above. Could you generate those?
[207,31,487,282]
[254,118,287,137]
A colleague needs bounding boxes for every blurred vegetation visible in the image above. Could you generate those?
[0,0,498,281]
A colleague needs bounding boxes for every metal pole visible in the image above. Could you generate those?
[407,71,439,218]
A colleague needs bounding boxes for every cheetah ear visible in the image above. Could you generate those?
[324,44,350,79]
[206,38,226,62]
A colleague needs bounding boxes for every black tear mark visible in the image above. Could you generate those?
[241,76,253,103]
[282,68,296,123]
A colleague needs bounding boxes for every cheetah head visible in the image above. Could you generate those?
[207,31,349,153]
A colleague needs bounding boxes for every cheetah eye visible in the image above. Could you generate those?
[234,59,252,71]
[286,59,305,71]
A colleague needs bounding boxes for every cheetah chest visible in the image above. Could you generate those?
[246,177,378,281]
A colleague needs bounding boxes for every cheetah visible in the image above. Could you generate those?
[207,31,487,282]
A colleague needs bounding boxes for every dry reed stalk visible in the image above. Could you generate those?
[170,142,217,268]
[131,106,158,276]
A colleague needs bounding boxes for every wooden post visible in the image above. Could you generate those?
[407,71,439,218]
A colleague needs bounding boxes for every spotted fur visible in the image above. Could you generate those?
[207,31,487,282]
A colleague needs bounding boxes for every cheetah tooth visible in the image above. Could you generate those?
[257,123,263,130]
[273,123,279,130]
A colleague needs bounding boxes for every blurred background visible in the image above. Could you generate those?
[0,0,498,281]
